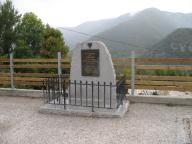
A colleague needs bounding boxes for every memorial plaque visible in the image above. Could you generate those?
[81,49,99,76]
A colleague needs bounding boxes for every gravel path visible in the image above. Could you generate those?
[1,96,192,144]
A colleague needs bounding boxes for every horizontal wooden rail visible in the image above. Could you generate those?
[136,75,192,82]
[112,58,192,63]
[0,81,10,85]
[0,58,70,63]
[114,64,131,69]
[136,65,192,70]
[0,64,70,69]
[14,81,43,86]
[135,58,192,63]
[0,77,10,81]
[112,58,131,62]
[0,58,9,62]
[13,73,69,78]
[15,77,45,82]
[135,85,191,92]
[0,77,45,82]
[0,65,9,68]
[134,80,192,87]
[0,72,10,76]
[13,58,70,63]
[0,76,69,81]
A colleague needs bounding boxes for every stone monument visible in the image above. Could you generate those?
[39,41,129,118]
[70,41,116,108]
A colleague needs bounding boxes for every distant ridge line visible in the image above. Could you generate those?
[58,27,145,48]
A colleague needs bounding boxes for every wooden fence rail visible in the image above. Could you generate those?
[0,57,192,92]
[0,55,71,88]
[112,57,192,63]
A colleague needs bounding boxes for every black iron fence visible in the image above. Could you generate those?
[43,75,127,111]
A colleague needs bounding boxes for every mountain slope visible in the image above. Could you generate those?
[144,28,192,58]
[59,8,192,58]
[59,13,131,49]
[89,8,192,57]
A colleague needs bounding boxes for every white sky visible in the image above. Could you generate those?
[9,0,192,27]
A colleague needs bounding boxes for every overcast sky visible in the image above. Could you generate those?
[9,0,192,27]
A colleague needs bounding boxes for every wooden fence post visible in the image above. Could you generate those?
[131,51,135,96]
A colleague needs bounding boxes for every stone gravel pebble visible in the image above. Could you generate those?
[1,96,192,144]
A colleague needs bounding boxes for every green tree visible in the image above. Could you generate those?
[15,12,44,57]
[0,0,21,56]
[41,25,69,58]
[14,39,33,58]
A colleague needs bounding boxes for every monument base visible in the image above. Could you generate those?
[69,98,117,109]
[39,100,129,118]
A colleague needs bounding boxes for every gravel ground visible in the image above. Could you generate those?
[1,96,192,144]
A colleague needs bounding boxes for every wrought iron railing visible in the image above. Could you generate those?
[43,75,127,111]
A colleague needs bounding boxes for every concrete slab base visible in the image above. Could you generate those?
[0,88,43,98]
[39,100,129,118]
[128,95,192,106]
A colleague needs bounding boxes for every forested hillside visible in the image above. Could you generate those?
[144,28,192,58]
